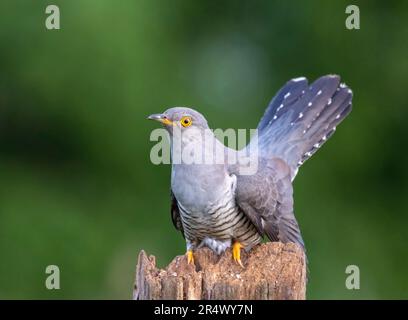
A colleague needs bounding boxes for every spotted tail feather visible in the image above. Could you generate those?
[255,75,352,179]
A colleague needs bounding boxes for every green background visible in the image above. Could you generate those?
[0,0,407,299]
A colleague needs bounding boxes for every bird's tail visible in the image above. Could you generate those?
[255,75,352,179]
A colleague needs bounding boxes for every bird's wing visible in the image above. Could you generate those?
[230,158,305,249]
[170,190,185,238]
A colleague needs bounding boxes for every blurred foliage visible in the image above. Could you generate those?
[0,0,407,299]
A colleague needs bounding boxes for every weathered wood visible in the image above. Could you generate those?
[133,242,306,300]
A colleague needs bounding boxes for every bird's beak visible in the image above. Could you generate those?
[147,113,173,125]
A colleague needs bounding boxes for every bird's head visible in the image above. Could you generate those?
[147,107,209,134]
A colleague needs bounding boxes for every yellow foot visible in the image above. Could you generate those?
[232,242,244,268]
[186,250,194,265]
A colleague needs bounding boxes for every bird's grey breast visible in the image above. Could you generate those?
[168,124,262,251]
[171,163,235,213]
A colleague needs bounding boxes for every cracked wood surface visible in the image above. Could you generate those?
[133,242,306,300]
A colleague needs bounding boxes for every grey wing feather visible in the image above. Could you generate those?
[231,158,305,249]
[170,190,184,238]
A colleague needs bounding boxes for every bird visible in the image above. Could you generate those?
[148,75,352,267]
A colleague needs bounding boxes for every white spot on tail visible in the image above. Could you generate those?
[328,98,332,105]
[277,104,284,112]
[308,102,312,107]
[273,115,278,120]
[299,112,303,119]
[292,167,299,179]
[284,92,291,99]
[317,90,322,95]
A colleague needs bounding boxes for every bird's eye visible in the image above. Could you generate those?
[180,116,192,127]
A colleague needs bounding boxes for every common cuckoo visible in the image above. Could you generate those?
[148,75,352,266]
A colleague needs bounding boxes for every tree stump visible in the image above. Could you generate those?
[133,242,306,300]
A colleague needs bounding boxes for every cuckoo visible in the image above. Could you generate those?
[148,75,352,266]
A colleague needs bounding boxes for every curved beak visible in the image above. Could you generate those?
[147,113,173,125]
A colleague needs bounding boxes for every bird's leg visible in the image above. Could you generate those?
[232,241,244,268]
[187,250,194,265]
[186,241,196,265]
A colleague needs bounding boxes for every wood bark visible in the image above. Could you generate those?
[133,242,306,300]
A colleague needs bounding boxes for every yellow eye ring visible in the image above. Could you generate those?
[180,116,192,127]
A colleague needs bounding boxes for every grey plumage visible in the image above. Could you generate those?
[149,75,353,258]
[230,157,303,248]
[254,75,352,179]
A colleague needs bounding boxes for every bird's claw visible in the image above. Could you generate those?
[186,250,194,265]
[232,242,244,268]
